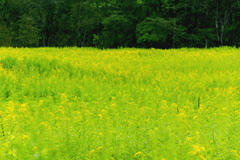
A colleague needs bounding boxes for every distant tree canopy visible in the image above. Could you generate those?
[0,0,239,48]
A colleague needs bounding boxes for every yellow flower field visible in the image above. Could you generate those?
[0,47,239,159]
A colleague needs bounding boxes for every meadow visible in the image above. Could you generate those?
[0,47,239,159]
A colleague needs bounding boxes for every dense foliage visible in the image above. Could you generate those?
[0,0,240,48]
[0,47,240,159]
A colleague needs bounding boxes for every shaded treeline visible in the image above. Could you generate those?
[0,0,240,48]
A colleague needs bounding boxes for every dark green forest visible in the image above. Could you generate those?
[0,0,239,48]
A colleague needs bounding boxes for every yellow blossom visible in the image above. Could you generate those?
[32,146,38,151]
[134,151,142,157]
[3,142,9,148]
[101,109,106,114]
[89,150,94,154]
[196,131,200,139]
[193,115,198,120]
[188,145,205,155]
[22,135,30,140]
[231,150,237,154]
[190,145,200,155]
[39,122,48,128]
[200,155,207,160]
[97,146,103,150]
[161,100,167,106]
[186,137,192,142]
[39,100,43,106]
[60,93,69,104]
[56,106,65,114]
[231,150,239,157]
[162,114,167,118]
[8,149,16,157]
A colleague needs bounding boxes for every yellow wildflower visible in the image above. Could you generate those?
[22,135,30,140]
[89,150,94,154]
[39,122,48,128]
[97,146,103,150]
[32,146,38,151]
[134,151,142,157]
[8,149,16,157]
[186,137,192,142]
[200,155,207,160]
[231,150,239,157]
[3,142,9,148]
[193,116,198,120]
[191,145,201,155]
[188,145,205,155]
[56,106,65,114]
[39,100,43,106]
[101,109,106,114]
[162,114,167,118]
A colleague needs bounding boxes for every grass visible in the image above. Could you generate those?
[0,47,239,159]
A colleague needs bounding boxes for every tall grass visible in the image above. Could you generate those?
[0,47,239,159]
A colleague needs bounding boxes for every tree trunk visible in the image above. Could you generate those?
[215,0,236,46]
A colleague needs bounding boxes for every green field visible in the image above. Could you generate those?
[0,47,239,159]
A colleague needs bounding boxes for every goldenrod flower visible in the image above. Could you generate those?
[3,142,9,148]
[231,150,239,157]
[56,106,65,114]
[231,150,237,154]
[186,137,192,142]
[134,151,142,157]
[200,155,207,160]
[97,146,102,150]
[32,146,38,151]
[188,145,205,155]
[39,122,48,128]
[89,150,94,154]
[193,116,198,120]
[22,135,30,140]
[60,93,69,104]
[101,109,106,114]
[162,114,167,118]
[39,100,44,106]
[8,149,16,157]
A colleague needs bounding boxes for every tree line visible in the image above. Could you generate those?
[0,0,239,48]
